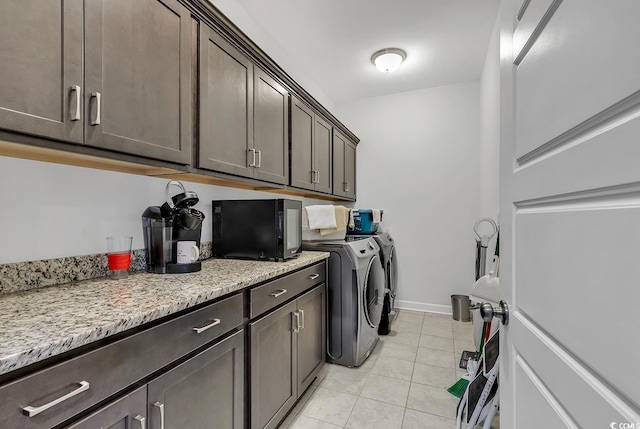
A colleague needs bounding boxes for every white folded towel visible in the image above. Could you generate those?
[372,209,382,223]
[348,208,355,229]
[304,205,337,229]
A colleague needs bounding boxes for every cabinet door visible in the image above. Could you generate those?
[332,130,347,197]
[64,386,146,429]
[296,285,326,395]
[290,97,315,191]
[0,0,83,143]
[199,26,254,177]
[313,115,333,194]
[250,301,297,429]
[344,140,357,200]
[148,330,244,429]
[253,68,289,185]
[84,0,192,164]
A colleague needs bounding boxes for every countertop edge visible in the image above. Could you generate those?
[0,252,329,377]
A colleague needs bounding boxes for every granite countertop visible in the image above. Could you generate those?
[0,251,329,376]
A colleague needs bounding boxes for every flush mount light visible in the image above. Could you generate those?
[371,48,407,73]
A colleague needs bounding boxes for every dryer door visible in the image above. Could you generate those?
[363,254,385,328]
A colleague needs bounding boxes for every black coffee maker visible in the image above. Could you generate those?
[142,180,205,274]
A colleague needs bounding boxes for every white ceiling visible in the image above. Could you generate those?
[234,0,500,106]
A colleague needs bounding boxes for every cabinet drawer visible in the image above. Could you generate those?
[250,262,325,319]
[0,293,243,429]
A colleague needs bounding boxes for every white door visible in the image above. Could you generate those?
[499,0,640,427]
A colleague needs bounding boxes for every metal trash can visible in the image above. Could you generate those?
[451,294,471,322]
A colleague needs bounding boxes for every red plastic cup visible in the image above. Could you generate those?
[106,236,132,279]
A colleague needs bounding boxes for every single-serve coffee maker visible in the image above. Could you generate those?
[142,180,205,274]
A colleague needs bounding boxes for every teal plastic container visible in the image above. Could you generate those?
[348,209,383,234]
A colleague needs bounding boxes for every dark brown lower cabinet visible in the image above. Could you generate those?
[250,301,297,429]
[250,284,326,429]
[147,330,245,429]
[0,263,328,429]
[296,286,326,395]
[65,386,147,429]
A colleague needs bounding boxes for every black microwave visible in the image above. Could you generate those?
[212,199,302,261]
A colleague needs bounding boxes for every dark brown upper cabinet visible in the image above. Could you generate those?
[0,0,84,144]
[84,0,193,164]
[290,97,332,194]
[332,129,357,200]
[199,27,289,185]
[252,69,289,185]
[0,0,358,199]
[0,0,192,165]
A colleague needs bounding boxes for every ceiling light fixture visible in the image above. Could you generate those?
[371,48,407,73]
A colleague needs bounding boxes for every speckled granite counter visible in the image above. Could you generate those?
[0,251,328,376]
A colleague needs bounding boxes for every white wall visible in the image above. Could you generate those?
[337,82,482,312]
[479,14,502,267]
[0,156,328,264]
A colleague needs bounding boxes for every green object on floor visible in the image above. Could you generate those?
[448,377,470,398]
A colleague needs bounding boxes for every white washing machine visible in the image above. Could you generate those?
[302,237,385,367]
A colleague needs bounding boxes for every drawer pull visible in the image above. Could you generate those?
[193,318,221,334]
[154,402,165,429]
[134,415,146,429]
[307,273,320,280]
[22,380,90,417]
[270,289,287,298]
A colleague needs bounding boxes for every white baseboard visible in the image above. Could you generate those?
[395,300,452,315]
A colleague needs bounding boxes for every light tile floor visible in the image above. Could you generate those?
[279,309,499,429]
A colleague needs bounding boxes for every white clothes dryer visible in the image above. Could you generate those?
[302,237,385,367]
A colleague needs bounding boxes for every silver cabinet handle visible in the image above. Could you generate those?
[307,273,320,280]
[299,309,305,330]
[256,150,262,168]
[22,380,90,417]
[134,415,146,429]
[315,171,320,184]
[344,181,349,192]
[153,402,165,429]
[248,148,257,167]
[90,92,101,125]
[70,85,81,121]
[270,289,287,298]
[293,311,300,333]
[192,318,221,334]
[310,170,315,183]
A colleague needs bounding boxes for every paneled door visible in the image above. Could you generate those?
[199,25,254,177]
[499,0,640,427]
[147,330,244,429]
[84,0,192,164]
[290,98,315,191]
[313,115,332,194]
[65,386,146,429]
[250,301,297,429]
[332,130,356,199]
[0,0,83,143]
[296,285,326,396]
[253,68,289,185]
